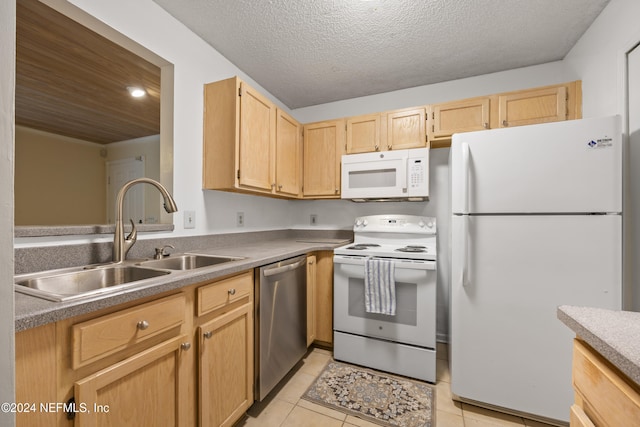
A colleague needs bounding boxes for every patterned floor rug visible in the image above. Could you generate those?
[302,360,435,427]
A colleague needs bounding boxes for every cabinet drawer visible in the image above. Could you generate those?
[573,339,640,427]
[72,294,186,368]
[197,271,253,316]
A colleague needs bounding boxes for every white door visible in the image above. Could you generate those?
[450,116,622,214]
[106,157,145,223]
[450,214,621,422]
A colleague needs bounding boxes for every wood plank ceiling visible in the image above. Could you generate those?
[15,0,161,144]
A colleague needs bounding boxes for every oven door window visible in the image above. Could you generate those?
[348,278,417,325]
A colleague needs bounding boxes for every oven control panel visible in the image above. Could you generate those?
[353,214,435,233]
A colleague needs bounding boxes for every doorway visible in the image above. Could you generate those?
[626,42,640,311]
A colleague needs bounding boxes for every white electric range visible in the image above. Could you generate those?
[333,214,437,382]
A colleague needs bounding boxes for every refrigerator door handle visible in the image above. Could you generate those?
[461,142,470,214]
[461,215,469,288]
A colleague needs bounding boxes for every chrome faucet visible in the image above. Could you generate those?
[113,178,178,263]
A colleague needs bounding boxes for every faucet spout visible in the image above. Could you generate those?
[113,178,178,263]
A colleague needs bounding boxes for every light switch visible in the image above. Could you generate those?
[184,210,196,229]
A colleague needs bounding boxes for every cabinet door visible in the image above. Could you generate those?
[306,255,317,347]
[498,86,566,128]
[239,82,276,192]
[74,335,191,427]
[314,251,334,344]
[386,107,426,150]
[346,114,380,153]
[303,120,345,198]
[199,303,253,427]
[430,97,491,139]
[275,109,302,197]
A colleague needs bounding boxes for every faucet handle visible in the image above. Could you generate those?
[125,219,138,242]
[154,244,175,259]
[123,219,138,260]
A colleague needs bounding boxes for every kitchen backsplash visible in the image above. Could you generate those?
[14,229,353,275]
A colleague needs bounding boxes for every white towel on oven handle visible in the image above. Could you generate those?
[364,257,396,316]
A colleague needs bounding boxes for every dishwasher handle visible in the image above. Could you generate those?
[263,258,307,277]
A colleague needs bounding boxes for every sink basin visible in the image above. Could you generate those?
[15,265,170,302]
[138,254,243,270]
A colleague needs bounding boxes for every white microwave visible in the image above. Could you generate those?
[341,148,429,201]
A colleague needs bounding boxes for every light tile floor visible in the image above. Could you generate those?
[235,344,561,427]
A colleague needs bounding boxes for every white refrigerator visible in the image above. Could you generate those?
[449,116,622,423]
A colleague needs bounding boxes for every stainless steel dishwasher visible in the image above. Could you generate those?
[254,255,307,401]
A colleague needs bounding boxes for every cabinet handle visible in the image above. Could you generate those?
[181,342,191,351]
[502,120,508,127]
[278,184,283,190]
[228,288,236,295]
[204,331,213,339]
[375,144,379,151]
[137,320,149,330]
[484,122,489,129]
[387,144,392,150]
[335,189,339,194]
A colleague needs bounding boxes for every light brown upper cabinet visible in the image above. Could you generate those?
[428,97,493,148]
[346,113,381,153]
[203,76,301,198]
[426,81,582,148]
[346,108,427,154]
[303,119,345,198]
[385,107,427,150]
[498,81,582,128]
[275,109,302,197]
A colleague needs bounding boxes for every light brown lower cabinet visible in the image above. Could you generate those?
[312,251,334,345]
[15,323,57,427]
[306,255,317,346]
[198,303,253,427]
[571,338,640,426]
[15,270,256,427]
[74,335,191,426]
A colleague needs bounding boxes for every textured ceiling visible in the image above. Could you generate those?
[153,0,610,109]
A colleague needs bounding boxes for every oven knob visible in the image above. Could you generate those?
[427,221,434,228]
[362,220,368,226]
[418,220,426,227]
[355,219,363,227]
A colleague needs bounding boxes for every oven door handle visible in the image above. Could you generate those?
[333,255,436,270]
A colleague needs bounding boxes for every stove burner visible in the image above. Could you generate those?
[346,243,381,250]
[396,246,428,253]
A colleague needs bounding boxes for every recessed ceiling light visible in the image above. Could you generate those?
[126,86,146,98]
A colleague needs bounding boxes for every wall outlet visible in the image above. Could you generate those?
[237,212,245,227]
[310,214,317,226]
[184,210,196,229]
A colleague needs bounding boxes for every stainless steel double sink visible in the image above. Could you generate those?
[14,254,243,302]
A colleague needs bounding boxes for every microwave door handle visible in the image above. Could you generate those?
[400,162,408,192]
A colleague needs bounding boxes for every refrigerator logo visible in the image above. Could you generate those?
[587,137,613,149]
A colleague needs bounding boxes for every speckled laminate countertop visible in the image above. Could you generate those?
[557,305,640,386]
[15,238,349,332]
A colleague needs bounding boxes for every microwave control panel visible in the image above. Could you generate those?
[409,158,426,189]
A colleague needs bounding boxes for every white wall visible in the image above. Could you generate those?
[1,0,15,425]
[564,0,640,118]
